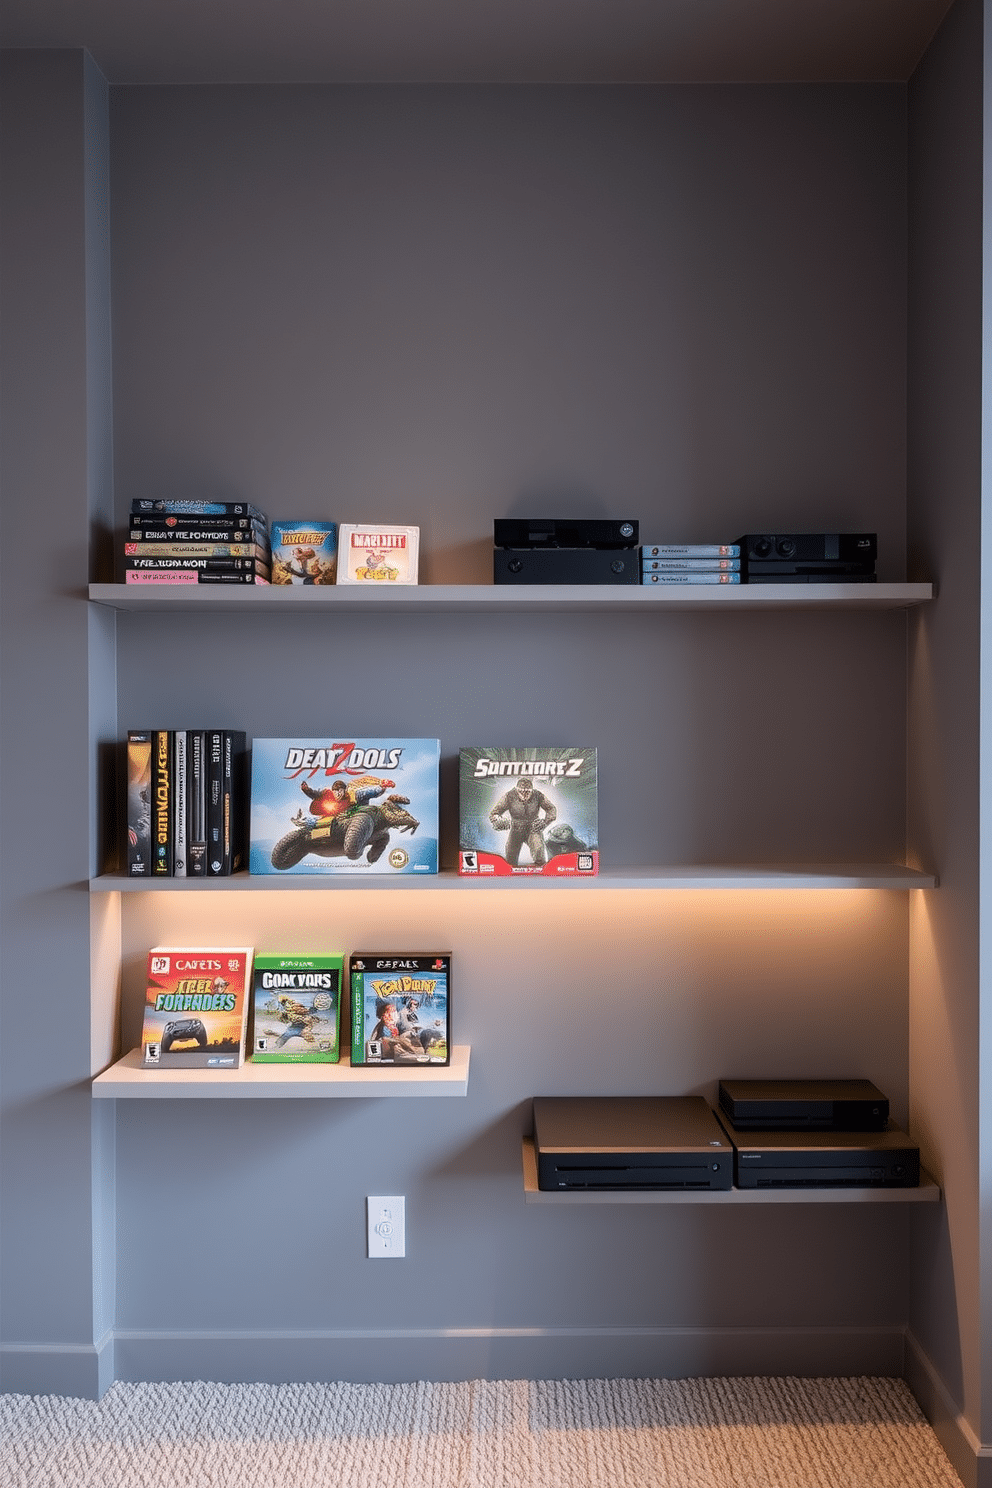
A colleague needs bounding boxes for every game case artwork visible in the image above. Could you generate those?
[350,953,450,1067]
[140,946,254,1068]
[459,747,598,876]
[126,729,153,875]
[269,522,338,585]
[250,738,440,876]
[251,953,344,1063]
[336,525,419,585]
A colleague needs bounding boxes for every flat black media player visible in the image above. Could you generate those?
[719,1078,889,1131]
[725,1123,920,1189]
[532,1096,733,1191]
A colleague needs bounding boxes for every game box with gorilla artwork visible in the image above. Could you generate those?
[458,747,598,876]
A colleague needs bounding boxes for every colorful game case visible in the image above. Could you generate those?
[126,730,153,876]
[350,953,450,1067]
[251,953,344,1063]
[336,525,419,585]
[459,747,599,876]
[140,946,254,1068]
[250,738,439,876]
[269,522,338,584]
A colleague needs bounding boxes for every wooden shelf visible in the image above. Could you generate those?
[93,1044,470,1098]
[521,1138,941,1205]
[91,863,937,891]
[89,581,933,614]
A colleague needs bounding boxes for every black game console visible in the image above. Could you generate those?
[494,518,638,549]
[736,533,877,583]
[718,1078,889,1131]
[494,549,641,584]
[532,1095,733,1191]
[724,1121,920,1188]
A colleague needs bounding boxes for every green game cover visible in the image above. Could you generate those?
[251,952,344,1063]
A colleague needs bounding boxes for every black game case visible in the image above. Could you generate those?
[126,729,153,876]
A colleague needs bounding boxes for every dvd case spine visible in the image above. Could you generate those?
[172,729,188,878]
[126,730,153,876]
[187,730,207,877]
[151,729,173,876]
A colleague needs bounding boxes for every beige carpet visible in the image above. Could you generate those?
[0,1375,963,1487]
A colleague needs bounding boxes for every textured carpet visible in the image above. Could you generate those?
[0,1375,962,1488]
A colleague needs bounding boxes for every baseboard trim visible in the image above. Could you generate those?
[110,1324,905,1387]
[904,1330,992,1488]
[0,1331,114,1399]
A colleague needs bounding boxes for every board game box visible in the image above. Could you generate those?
[250,738,440,876]
[458,747,599,876]
[269,522,338,585]
[350,953,450,1067]
[336,525,419,584]
[251,953,344,1063]
[140,946,254,1068]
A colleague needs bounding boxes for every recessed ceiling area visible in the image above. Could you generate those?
[0,0,958,85]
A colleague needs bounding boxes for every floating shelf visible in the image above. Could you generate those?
[91,863,936,891]
[93,1044,470,1098]
[90,581,932,614]
[520,1138,941,1205]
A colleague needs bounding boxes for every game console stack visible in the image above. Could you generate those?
[715,1078,920,1188]
[493,519,640,584]
[640,543,741,585]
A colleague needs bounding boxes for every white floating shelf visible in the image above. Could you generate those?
[93,1044,470,1098]
[89,581,933,615]
[91,863,936,892]
[521,1139,941,1205]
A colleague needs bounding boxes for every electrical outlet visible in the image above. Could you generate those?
[367,1195,405,1258]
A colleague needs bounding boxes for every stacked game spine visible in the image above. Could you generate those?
[640,544,741,584]
[126,730,248,877]
[123,500,272,584]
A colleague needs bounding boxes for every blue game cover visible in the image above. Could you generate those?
[250,738,439,876]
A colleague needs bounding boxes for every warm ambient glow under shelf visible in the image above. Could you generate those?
[89,582,933,613]
[520,1139,941,1205]
[91,864,937,891]
[93,1044,470,1098]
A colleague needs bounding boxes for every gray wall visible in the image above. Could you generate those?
[4,46,979,1414]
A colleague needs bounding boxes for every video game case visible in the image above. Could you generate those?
[128,514,267,536]
[270,522,338,584]
[126,729,153,876]
[643,572,741,585]
[130,499,267,521]
[151,729,173,876]
[249,738,440,877]
[124,555,270,574]
[172,729,188,878]
[140,946,255,1069]
[223,730,249,874]
[124,570,271,585]
[349,953,451,1067]
[459,747,598,876]
[251,953,345,1063]
[337,525,419,585]
[642,544,740,558]
[187,730,207,877]
[124,542,271,561]
[642,558,740,572]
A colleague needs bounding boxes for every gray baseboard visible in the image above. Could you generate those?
[0,1332,114,1399]
[904,1330,992,1488]
[109,1324,906,1389]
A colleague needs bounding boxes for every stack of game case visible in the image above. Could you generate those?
[641,544,741,585]
[139,946,255,1068]
[336,525,419,585]
[123,499,271,584]
[269,522,338,584]
[251,953,344,1063]
[126,728,248,878]
[350,953,451,1067]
